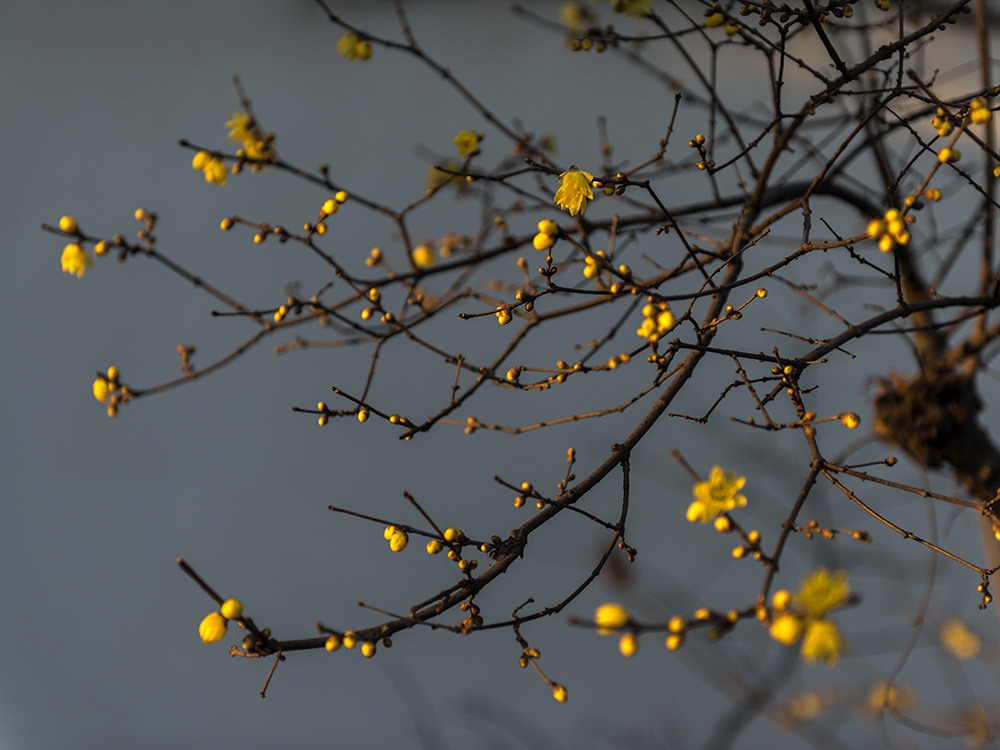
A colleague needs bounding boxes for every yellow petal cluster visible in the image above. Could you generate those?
[61,243,93,278]
[554,169,594,216]
[453,130,482,156]
[687,466,747,523]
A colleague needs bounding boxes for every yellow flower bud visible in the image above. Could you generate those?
[59,216,79,234]
[199,612,228,643]
[325,635,342,652]
[220,599,243,620]
[552,684,568,703]
[389,529,409,552]
[594,603,630,634]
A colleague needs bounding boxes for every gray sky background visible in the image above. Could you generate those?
[3,2,997,748]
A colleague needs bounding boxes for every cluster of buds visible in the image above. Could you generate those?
[704,3,742,34]
[867,207,913,253]
[303,191,349,238]
[582,250,607,280]
[383,525,409,552]
[198,598,244,644]
[92,366,129,418]
[688,134,714,171]
[336,31,372,61]
[533,219,559,252]
[636,300,675,342]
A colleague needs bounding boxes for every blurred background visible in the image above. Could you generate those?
[3,1,998,748]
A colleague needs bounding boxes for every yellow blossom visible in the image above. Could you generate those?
[61,243,93,278]
[59,215,79,234]
[552,684,568,702]
[192,151,227,185]
[800,619,846,666]
[226,111,252,144]
[220,599,243,620]
[337,31,371,62]
[453,130,481,156]
[594,603,630,634]
[199,612,228,643]
[705,11,725,27]
[794,568,849,618]
[687,466,747,523]
[940,618,981,659]
[554,169,595,216]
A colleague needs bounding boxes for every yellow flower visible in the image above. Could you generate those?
[794,568,849,618]
[940,618,981,659]
[199,612,228,643]
[453,130,481,156]
[192,151,227,185]
[769,614,804,645]
[337,31,371,62]
[800,619,846,667]
[59,215,79,234]
[594,603,630,634]
[554,169,595,216]
[705,11,725,27]
[687,466,747,523]
[226,111,252,144]
[552,684,568,702]
[61,243,93,278]
[220,599,243,620]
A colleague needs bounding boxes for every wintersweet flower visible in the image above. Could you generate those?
[554,169,595,216]
[199,612,228,643]
[800,619,846,666]
[794,568,849,618]
[192,151,227,185]
[220,599,243,620]
[337,31,372,61]
[226,111,252,144]
[453,130,482,156]
[687,466,747,523]
[940,618,981,659]
[61,243,93,278]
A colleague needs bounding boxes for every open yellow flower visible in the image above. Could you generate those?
[800,619,846,666]
[795,568,849,618]
[61,243,93,278]
[687,466,747,523]
[554,169,595,216]
[453,130,481,156]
